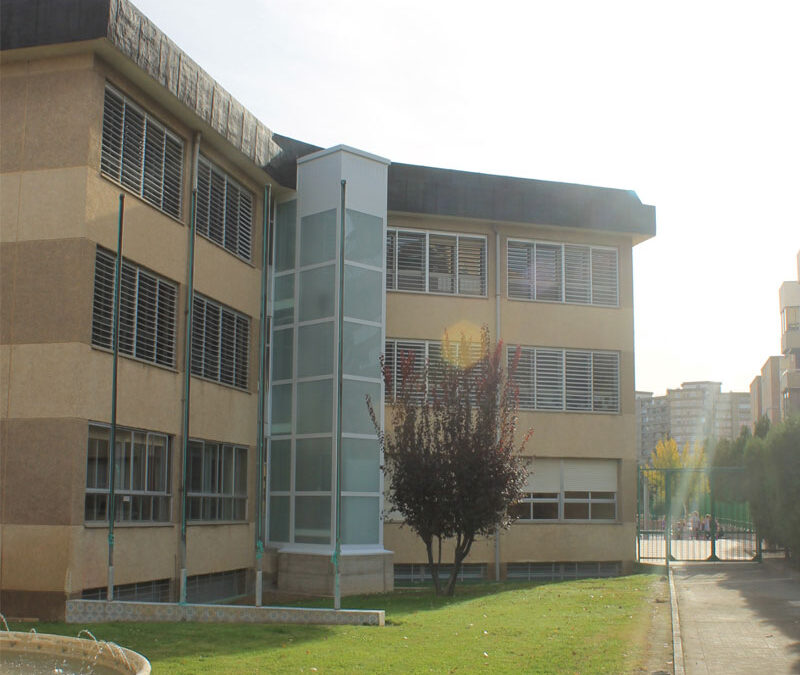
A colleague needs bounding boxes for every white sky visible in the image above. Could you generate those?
[133,0,799,395]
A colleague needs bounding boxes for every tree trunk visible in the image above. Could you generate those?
[424,536,442,595]
[445,534,474,596]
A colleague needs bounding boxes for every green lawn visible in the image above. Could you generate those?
[9,574,663,674]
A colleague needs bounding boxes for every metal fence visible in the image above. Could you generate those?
[637,467,759,563]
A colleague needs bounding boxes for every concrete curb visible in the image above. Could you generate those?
[668,567,685,675]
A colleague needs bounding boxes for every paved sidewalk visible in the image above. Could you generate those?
[671,559,800,674]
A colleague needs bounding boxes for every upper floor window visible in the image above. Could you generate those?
[100,85,183,219]
[384,338,482,404]
[196,155,254,261]
[85,424,171,523]
[387,229,486,296]
[92,248,177,368]
[507,240,618,307]
[509,346,619,413]
[191,294,250,390]
[782,306,799,333]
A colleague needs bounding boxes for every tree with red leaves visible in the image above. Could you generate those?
[368,326,532,595]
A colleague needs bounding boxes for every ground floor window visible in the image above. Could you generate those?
[82,577,171,602]
[187,440,248,521]
[509,458,618,522]
[85,424,171,523]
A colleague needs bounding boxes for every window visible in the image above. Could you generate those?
[384,338,483,403]
[85,424,171,523]
[92,248,177,367]
[196,156,254,261]
[386,229,486,296]
[191,295,250,389]
[187,440,247,521]
[510,346,619,413]
[100,85,183,219]
[507,240,618,306]
[782,306,800,333]
[510,458,617,522]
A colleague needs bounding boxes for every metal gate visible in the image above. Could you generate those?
[637,467,760,563]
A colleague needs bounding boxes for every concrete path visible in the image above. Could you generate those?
[670,558,800,674]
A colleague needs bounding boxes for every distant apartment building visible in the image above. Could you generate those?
[636,382,751,463]
[751,251,800,425]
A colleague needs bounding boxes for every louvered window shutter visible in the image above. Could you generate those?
[458,236,486,295]
[384,340,396,401]
[100,86,183,219]
[386,231,396,290]
[535,348,564,410]
[591,248,618,306]
[510,346,536,410]
[564,245,591,304]
[91,250,115,349]
[428,234,456,294]
[507,242,533,299]
[92,248,177,367]
[534,243,562,302]
[396,232,426,291]
[565,350,592,411]
[592,351,619,412]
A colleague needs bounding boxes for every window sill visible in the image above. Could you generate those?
[190,373,251,395]
[98,171,185,227]
[90,343,179,373]
[186,520,249,526]
[387,289,488,299]
[84,521,174,528]
[506,295,619,309]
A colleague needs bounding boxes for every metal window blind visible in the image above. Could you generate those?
[508,240,618,307]
[457,236,486,295]
[591,248,618,306]
[535,348,564,410]
[191,294,250,389]
[396,231,427,291]
[564,245,591,304]
[592,351,620,412]
[92,248,176,367]
[195,156,253,261]
[510,346,619,413]
[100,86,183,219]
[386,230,396,290]
[535,243,562,302]
[428,234,457,294]
[507,241,534,299]
[565,350,592,411]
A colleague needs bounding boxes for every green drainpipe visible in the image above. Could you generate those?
[107,193,125,602]
[255,184,271,605]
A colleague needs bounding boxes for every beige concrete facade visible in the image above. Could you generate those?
[1,0,654,620]
[1,46,272,619]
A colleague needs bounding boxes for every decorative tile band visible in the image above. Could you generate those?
[66,600,384,626]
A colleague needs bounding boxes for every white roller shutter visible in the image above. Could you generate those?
[563,459,618,492]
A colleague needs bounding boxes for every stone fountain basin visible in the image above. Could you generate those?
[0,630,150,674]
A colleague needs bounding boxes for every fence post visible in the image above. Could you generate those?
[664,469,671,568]
[708,469,719,561]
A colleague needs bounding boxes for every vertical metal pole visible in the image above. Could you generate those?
[708,470,719,561]
[493,227,501,582]
[180,133,201,603]
[107,193,125,602]
[255,184,271,606]
[636,467,641,562]
[664,469,671,569]
[333,180,346,610]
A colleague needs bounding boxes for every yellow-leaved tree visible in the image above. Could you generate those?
[646,438,708,518]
